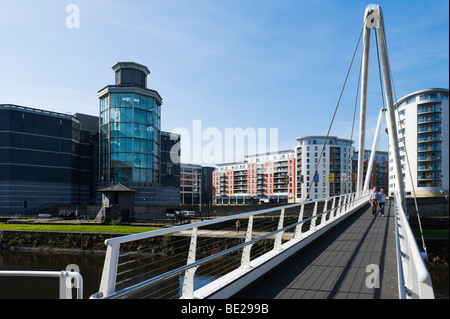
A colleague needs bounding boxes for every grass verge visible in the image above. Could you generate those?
[0,224,160,234]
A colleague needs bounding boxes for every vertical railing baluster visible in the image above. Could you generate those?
[336,196,342,217]
[342,195,348,214]
[274,208,285,251]
[330,197,336,221]
[294,204,305,239]
[241,216,254,269]
[181,227,198,299]
[99,242,120,298]
[310,202,318,231]
[320,199,329,226]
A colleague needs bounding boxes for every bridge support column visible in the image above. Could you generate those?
[376,8,407,213]
[357,21,371,193]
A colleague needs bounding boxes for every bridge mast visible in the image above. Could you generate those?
[356,6,372,194]
[357,4,407,211]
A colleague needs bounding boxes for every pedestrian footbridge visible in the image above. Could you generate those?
[89,191,434,299]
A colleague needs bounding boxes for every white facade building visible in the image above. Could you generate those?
[391,88,449,197]
[295,136,354,201]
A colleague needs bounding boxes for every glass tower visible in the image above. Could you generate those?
[98,62,162,186]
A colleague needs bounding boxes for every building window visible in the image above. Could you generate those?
[167,163,173,176]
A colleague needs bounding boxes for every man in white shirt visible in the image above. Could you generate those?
[369,186,379,217]
[378,189,386,217]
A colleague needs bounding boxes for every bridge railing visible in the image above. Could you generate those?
[393,192,434,299]
[91,190,369,299]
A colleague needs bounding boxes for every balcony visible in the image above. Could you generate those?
[417,115,441,124]
[417,144,442,152]
[417,105,442,114]
[417,124,442,134]
[418,163,441,171]
[417,134,442,143]
[417,173,441,181]
[234,171,247,176]
[417,154,441,162]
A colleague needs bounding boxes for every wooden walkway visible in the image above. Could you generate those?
[233,200,399,299]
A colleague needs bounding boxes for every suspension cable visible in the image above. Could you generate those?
[306,23,364,200]
[346,44,363,192]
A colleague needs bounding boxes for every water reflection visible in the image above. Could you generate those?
[428,264,449,299]
[0,250,228,299]
[0,250,105,299]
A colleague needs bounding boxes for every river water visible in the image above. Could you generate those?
[0,249,448,299]
[0,250,105,299]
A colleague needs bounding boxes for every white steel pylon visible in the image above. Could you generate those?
[356,4,407,212]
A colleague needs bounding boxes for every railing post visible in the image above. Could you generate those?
[330,197,336,221]
[241,216,254,269]
[59,272,71,299]
[99,242,120,298]
[182,227,198,299]
[274,208,285,251]
[320,199,329,225]
[310,202,318,231]
[342,195,349,214]
[294,204,305,239]
[350,193,356,209]
[336,196,342,217]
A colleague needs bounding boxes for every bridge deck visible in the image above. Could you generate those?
[232,200,399,299]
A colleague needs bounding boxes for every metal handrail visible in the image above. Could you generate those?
[393,193,434,299]
[92,191,369,299]
[0,270,83,299]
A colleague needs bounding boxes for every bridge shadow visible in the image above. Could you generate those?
[232,200,397,299]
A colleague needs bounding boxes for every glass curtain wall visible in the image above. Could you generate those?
[100,93,160,184]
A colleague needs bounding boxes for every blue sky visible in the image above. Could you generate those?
[1,0,448,165]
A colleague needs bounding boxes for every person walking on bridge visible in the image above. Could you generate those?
[378,189,386,217]
[236,220,241,235]
[369,186,379,217]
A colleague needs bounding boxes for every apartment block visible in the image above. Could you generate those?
[352,150,389,192]
[295,136,354,201]
[392,88,449,197]
[213,150,296,204]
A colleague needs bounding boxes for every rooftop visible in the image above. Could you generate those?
[111,62,151,76]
